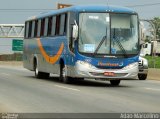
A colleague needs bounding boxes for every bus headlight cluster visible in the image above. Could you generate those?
[140,57,148,68]
[122,62,138,70]
[76,60,95,69]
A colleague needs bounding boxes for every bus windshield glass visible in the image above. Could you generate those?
[78,13,139,56]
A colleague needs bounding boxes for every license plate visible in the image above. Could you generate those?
[104,72,115,76]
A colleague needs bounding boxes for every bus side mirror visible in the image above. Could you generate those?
[72,20,78,40]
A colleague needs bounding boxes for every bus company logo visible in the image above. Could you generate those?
[37,38,64,64]
[98,62,120,67]
[85,58,92,63]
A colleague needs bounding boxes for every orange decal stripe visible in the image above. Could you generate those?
[37,38,64,64]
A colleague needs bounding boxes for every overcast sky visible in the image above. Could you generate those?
[0,0,160,24]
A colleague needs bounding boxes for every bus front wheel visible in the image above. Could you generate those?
[110,80,121,86]
[34,61,49,79]
[60,64,70,83]
[138,74,147,80]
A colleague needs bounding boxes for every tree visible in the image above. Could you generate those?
[145,35,151,43]
[150,17,160,40]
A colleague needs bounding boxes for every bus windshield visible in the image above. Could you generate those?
[78,13,139,56]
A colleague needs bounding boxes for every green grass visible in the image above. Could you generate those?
[144,56,160,68]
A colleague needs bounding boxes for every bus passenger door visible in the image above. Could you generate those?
[68,12,77,54]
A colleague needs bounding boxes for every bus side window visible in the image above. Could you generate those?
[59,13,67,35]
[34,20,38,37]
[48,16,52,36]
[56,15,60,35]
[37,20,41,37]
[51,16,56,36]
[40,18,45,37]
[31,21,35,38]
[25,22,29,38]
[28,21,32,38]
[64,13,67,35]
[44,18,48,37]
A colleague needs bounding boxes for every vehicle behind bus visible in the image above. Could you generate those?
[23,5,140,86]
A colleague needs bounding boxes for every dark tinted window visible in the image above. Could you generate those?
[28,21,32,38]
[48,16,52,36]
[34,20,38,37]
[40,19,45,36]
[56,15,60,35]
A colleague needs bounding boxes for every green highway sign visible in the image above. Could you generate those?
[12,39,23,51]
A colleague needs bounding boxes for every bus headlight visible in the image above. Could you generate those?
[140,57,148,68]
[122,62,138,70]
[76,60,95,69]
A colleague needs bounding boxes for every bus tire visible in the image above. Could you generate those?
[138,74,147,80]
[110,80,120,86]
[60,64,70,83]
[34,60,49,79]
[42,72,50,79]
[77,78,84,81]
[34,62,42,79]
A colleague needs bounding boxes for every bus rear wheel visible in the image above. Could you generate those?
[110,80,121,86]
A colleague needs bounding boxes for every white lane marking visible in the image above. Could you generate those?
[145,88,160,91]
[54,85,80,92]
[1,73,10,76]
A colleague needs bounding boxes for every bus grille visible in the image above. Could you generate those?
[89,72,128,77]
[95,66,123,69]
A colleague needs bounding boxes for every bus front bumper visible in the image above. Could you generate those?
[75,61,138,79]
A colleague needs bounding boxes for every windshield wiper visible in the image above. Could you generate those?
[93,35,107,56]
[113,28,128,58]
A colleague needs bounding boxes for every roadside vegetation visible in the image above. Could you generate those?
[144,56,160,68]
[0,53,22,61]
[143,17,160,68]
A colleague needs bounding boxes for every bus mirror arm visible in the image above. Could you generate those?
[72,20,78,40]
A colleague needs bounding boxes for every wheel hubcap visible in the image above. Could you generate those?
[62,67,66,78]
[35,66,38,76]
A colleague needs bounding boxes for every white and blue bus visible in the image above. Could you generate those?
[23,5,140,85]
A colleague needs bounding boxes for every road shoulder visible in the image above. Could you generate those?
[148,68,160,80]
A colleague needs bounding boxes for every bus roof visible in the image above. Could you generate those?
[27,5,137,21]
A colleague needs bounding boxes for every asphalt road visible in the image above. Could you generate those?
[0,65,160,114]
